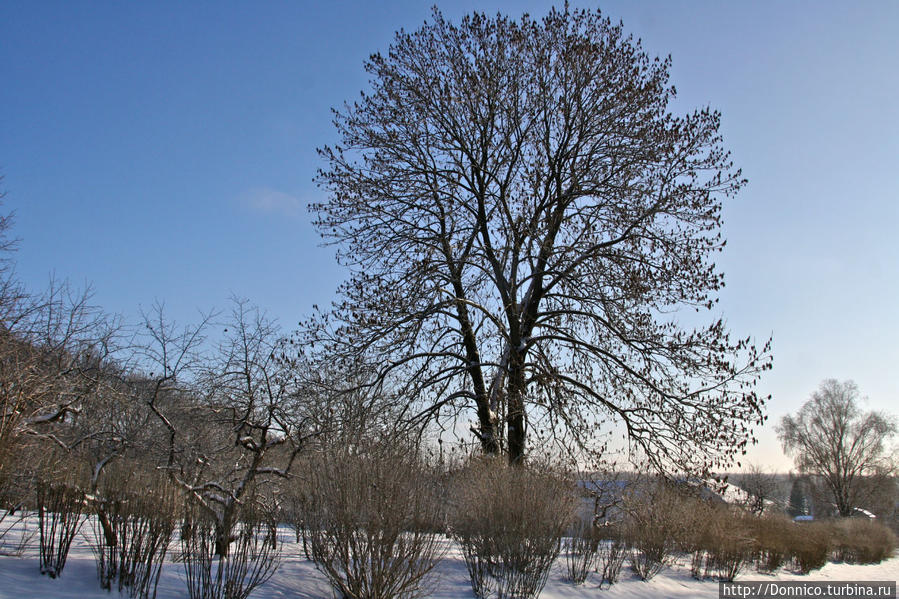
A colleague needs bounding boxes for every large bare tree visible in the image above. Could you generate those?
[301,7,771,472]
[778,379,896,517]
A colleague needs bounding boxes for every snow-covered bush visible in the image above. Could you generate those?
[449,458,574,599]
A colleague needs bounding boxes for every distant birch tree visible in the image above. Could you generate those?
[778,379,896,517]
[301,7,771,473]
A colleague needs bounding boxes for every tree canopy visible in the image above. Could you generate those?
[300,6,771,474]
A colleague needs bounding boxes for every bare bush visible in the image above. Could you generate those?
[302,444,445,599]
[595,525,628,587]
[37,481,86,578]
[684,499,716,579]
[449,459,574,599]
[789,521,830,574]
[748,513,792,573]
[563,518,597,584]
[624,481,692,581]
[181,501,280,599]
[749,516,895,574]
[89,477,179,599]
[830,518,896,564]
[694,508,754,581]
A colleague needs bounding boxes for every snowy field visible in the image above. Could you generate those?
[0,515,895,599]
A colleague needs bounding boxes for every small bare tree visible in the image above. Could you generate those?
[139,299,311,556]
[736,465,781,516]
[778,379,896,517]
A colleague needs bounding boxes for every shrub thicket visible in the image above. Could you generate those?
[619,477,898,580]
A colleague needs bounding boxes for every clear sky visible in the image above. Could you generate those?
[2,1,897,471]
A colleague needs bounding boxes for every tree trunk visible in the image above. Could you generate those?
[214,525,229,557]
[214,512,233,557]
[449,273,499,455]
[506,352,526,465]
[476,404,500,455]
[97,507,117,547]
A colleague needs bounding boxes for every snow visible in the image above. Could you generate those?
[718,483,754,506]
[0,513,896,599]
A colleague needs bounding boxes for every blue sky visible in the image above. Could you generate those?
[2,1,897,470]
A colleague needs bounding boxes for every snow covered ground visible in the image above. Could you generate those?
[0,515,895,599]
